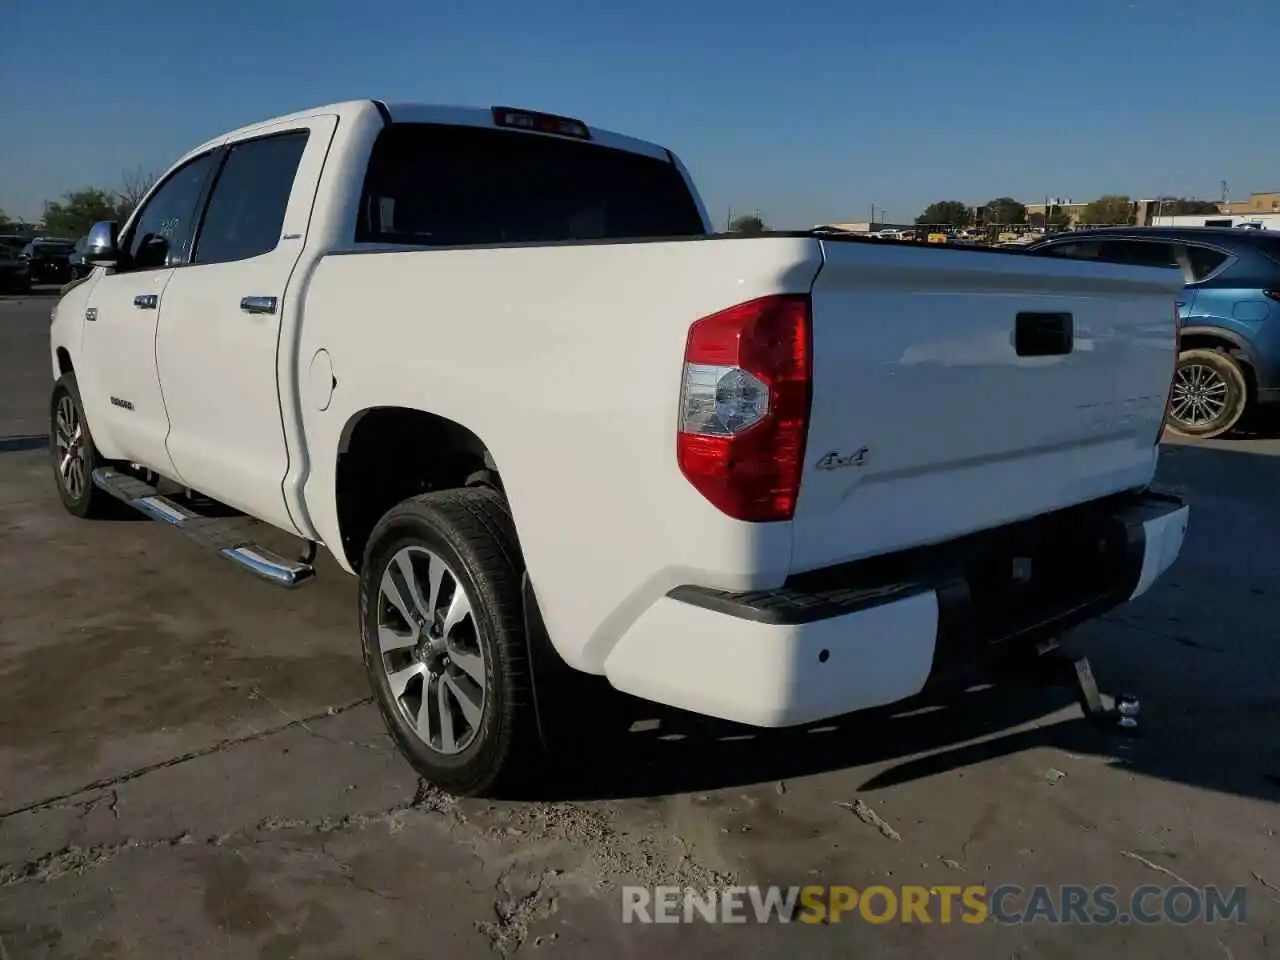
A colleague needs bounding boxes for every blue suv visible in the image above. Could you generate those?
[1029,226,1280,438]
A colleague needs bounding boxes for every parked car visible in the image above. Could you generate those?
[1029,226,1280,438]
[49,99,1188,796]
[68,234,93,281]
[20,237,76,284]
[0,236,32,292]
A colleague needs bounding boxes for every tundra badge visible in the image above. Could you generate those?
[815,447,869,470]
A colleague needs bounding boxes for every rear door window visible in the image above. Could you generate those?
[357,123,706,246]
[1037,240,1104,260]
[1096,240,1181,269]
[192,131,309,264]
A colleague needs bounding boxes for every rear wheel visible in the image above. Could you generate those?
[50,374,112,518]
[1165,348,1248,440]
[358,487,539,797]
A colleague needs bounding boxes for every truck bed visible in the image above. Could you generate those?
[297,232,1183,673]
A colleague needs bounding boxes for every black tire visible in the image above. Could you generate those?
[1165,348,1248,440]
[50,373,112,518]
[359,487,539,797]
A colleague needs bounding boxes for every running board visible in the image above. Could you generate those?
[91,467,315,587]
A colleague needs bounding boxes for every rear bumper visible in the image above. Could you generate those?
[602,491,1189,727]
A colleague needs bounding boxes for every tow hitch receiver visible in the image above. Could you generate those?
[1005,638,1141,733]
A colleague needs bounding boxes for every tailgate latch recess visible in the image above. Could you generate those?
[1015,312,1074,357]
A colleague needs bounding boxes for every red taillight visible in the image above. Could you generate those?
[676,294,812,522]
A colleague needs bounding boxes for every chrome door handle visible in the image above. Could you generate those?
[240,296,278,315]
[133,294,158,310]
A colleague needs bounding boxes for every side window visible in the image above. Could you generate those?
[192,132,309,265]
[1097,240,1180,269]
[1184,244,1230,282]
[1039,240,1102,259]
[122,152,217,271]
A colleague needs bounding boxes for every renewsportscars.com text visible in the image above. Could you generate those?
[621,884,1249,926]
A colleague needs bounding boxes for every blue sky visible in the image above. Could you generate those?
[2,0,1276,228]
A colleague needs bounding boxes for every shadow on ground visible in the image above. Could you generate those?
[506,442,1280,808]
[0,434,49,454]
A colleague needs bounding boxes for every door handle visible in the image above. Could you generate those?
[240,296,278,315]
[133,294,158,310]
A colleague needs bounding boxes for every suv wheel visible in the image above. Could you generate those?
[1166,348,1248,439]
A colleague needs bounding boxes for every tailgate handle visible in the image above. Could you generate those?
[1015,312,1073,357]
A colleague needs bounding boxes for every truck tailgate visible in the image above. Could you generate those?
[791,240,1184,574]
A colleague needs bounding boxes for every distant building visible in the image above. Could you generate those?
[1022,201,1090,227]
[1151,212,1280,230]
[1223,191,1280,215]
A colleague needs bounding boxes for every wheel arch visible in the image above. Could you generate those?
[333,405,508,573]
[1178,325,1258,402]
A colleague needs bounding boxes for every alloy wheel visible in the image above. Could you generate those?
[1169,363,1229,427]
[376,546,487,755]
[54,393,87,500]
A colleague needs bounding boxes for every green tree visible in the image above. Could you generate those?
[984,197,1026,226]
[42,188,120,238]
[728,214,766,234]
[1047,206,1072,229]
[115,166,158,223]
[1079,195,1135,226]
[0,207,11,231]
[1156,198,1221,216]
[916,200,971,228]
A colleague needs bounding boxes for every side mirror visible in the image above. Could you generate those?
[86,221,121,267]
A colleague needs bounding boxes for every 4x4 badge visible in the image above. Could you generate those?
[815,447,869,470]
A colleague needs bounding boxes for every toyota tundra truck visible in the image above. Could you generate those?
[48,99,1189,796]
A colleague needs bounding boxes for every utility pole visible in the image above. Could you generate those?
[1221,181,1228,205]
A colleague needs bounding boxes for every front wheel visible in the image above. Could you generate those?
[1165,348,1248,440]
[50,373,112,518]
[358,487,540,797]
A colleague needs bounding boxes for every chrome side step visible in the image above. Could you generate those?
[219,545,313,587]
[91,467,315,587]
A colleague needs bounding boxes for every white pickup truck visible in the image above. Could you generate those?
[49,100,1189,795]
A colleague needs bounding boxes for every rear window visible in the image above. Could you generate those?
[356,123,705,246]
[1184,244,1230,281]
[1252,235,1280,268]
